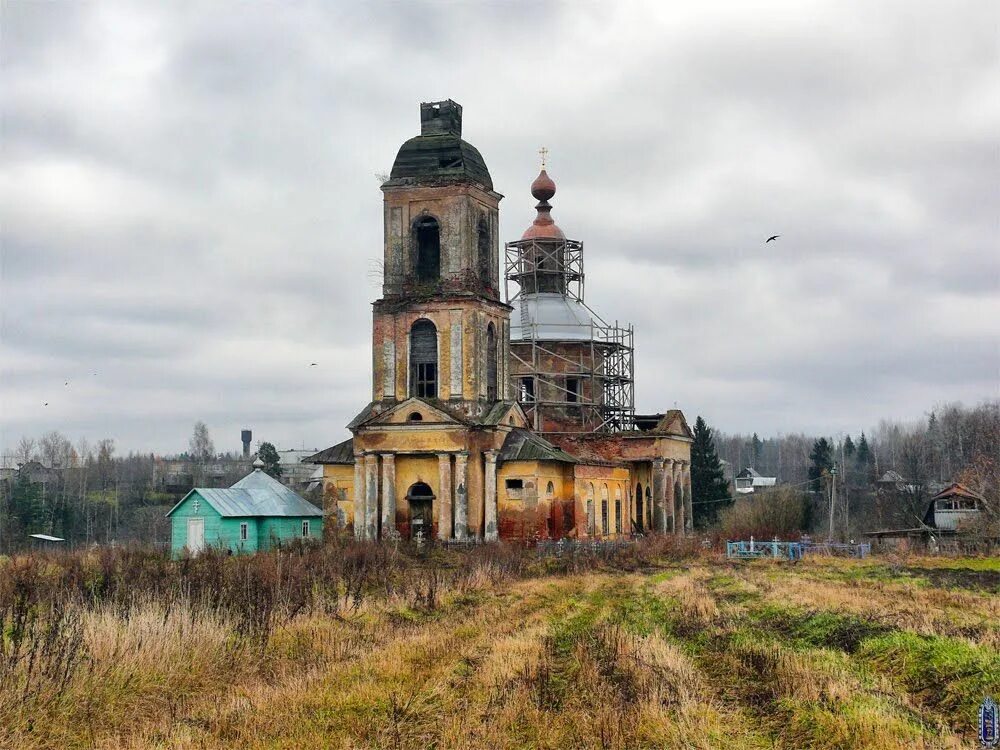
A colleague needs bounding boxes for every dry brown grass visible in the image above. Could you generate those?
[1,546,995,749]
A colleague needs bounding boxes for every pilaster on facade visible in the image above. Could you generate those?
[353,453,366,540]
[454,451,470,540]
[483,450,499,541]
[680,460,693,534]
[363,453,379,541]
[437,453,453,540]
[651,458,665,533]
[663,459,677,534]
[380,454,396,539]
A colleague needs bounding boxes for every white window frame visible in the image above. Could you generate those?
[239,522,248,542]
[301,520,310,537]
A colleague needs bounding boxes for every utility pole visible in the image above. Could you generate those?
[828,463,838,542]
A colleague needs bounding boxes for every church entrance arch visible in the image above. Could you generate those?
[405,482,435,540]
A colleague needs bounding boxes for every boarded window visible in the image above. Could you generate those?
[414,216,440,281]
[410,319,438,398]
[486,323,498,400]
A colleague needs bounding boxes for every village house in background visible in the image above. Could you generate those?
[734,467,778,495]
[166,459,323,556]
[307,100,694,542]
[865,482,987,552]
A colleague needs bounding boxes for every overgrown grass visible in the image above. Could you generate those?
[0,544,994,748]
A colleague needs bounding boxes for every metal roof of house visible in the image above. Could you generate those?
[166,468,323,518]
[305,438,355,465]
[499,429,578,464]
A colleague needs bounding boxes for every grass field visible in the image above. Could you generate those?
[2,546,997,749]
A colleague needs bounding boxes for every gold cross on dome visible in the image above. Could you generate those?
[538,146,548,169]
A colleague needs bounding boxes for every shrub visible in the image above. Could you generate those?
[716,486,809,540]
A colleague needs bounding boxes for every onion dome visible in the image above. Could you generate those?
[521,168,565,240]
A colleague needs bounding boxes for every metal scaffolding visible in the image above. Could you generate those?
[505,236,635,434]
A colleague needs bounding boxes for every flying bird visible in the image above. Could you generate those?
[43,402,49,406]
[765,235,780,243]
[309,362,319,367]
[64,381,69,387]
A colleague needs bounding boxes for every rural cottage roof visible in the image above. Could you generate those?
[166,466,323,518]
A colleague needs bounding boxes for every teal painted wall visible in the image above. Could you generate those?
[170,492,225,557]
[258,516,323,551]
[169,491,321,556]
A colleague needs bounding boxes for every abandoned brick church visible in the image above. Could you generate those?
[307,100,693,541]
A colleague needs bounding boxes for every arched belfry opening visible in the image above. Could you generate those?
[410,319,438,398]
[486,322,498,401]
[414,216,441,282]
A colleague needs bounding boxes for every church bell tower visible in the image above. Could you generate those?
[372,100,511,415]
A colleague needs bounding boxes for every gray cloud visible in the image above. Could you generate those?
[2,0,997,455]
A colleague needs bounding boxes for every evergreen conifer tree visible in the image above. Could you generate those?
[856,433,872,466]
[751,433,763,468]
[843,434,856,458]
[808,438,834,491]
[691,416,731,527]
[257,442,283,479]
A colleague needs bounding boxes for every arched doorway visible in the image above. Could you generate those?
[635,483,644,532]
[406,482,435,540]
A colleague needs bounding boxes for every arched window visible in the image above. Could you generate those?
[407,412,423,422]
[645,486,653,529]
[586,483,595,535]
[486,323,498,401]
[601,485,610,536]
[410,319,438,398]
[414,216,440,282]
[635,483,644,532]
[546,481,555,497]
[614,488,622,534]
[477,216,491,284]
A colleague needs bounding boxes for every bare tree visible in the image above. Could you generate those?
[39,430,75,468]
[14,436,36,465]
[189,421,215,463]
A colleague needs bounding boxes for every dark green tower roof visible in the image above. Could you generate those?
[386,100,493,190]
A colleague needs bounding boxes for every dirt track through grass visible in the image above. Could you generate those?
[3,555,997,749]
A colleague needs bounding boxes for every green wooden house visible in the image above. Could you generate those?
[167,460,323,556]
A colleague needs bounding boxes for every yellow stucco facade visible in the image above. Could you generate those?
[307,100,694,542]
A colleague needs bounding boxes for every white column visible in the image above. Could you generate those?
[364,453,379,541]
[454,451,469,541]
[437,453,453,540]
[683,462,693,534]
[652,458,665,533]
[380,453,396,539]
[484,450,499,541]
[353,453,365,540]
[664,460,676,534]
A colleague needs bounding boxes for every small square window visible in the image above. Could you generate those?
[301,520,310,537]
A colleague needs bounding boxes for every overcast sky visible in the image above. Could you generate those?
[2,0,998,457]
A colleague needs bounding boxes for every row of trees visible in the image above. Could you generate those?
[691,400,999,538]
[0,422,286,553]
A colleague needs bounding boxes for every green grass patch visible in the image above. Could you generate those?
[857,630,1000,728]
